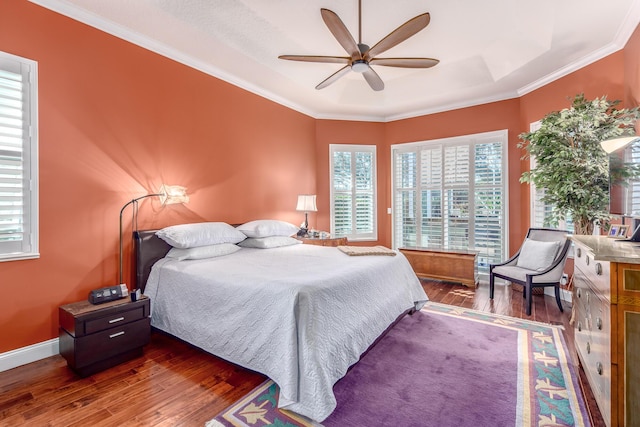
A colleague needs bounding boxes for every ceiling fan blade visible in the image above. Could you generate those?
[316,65,351,90]
[369,57,439,68]
[362,65,384,91]
[365,13,430,60]
[278,55,350,64]
[321,8,361,60]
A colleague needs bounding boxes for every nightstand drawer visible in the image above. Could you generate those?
[85,305,146,334]
[60,296,150,337]
[74,318,150,368]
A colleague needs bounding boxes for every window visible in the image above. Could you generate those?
[392,130,507,276]
[0,51,38,261]
[528,121,574,232]
[330,144,377,241]
[624,140,640,215]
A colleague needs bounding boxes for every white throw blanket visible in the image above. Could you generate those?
[144,244,427,421]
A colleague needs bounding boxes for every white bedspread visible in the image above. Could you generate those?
[144,244,427,421]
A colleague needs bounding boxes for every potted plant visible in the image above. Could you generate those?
[519,94,640,235]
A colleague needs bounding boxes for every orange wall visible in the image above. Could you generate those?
[624,24,640,108]
[1,0,638,356]
[383,99,523,252]
[314,46,635,254]
[0,0,316,353]
[518,52,627,235]
[315,120,386,241]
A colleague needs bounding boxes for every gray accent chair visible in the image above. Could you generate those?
[489,228,571,316]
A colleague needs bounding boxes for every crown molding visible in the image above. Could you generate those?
[28,0,318,119]
[518,0,640,97]
[28,0,640,123]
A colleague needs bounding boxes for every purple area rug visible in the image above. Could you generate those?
[207,302,590,427]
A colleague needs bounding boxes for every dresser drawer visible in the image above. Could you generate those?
[68,317,151,369]
[574,278,611,426]
[574,244,610,298]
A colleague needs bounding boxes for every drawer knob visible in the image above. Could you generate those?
[577,248,582,258]
[597,362,603,376]
[596,317,603,330]
[109,331,125,339]
[577,321,582,332]
[595,263,602,275]
[586,342,591,354]
[108,317,125,324]
[577,289,582,298]
[585,256,590,266]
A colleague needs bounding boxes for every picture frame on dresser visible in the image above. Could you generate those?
[617,224,629,238]
[609,225,620,237]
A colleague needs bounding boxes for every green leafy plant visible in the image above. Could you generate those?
[519,94,640,234]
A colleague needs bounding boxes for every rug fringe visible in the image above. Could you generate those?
[204,420,226,427]
[424,301,566,330]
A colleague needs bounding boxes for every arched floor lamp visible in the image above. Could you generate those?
[119,184,188,287]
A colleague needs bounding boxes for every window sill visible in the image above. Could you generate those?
[0,252,40,262]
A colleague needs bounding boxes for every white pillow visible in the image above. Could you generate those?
[166,243,241,260]
[516,239,562,271]
[156,222,246,248]
[238,236,302,249]
[236,220,299,238]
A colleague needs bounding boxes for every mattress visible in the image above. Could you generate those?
[144,243,428,421]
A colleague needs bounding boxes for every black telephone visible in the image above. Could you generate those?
[88,284,128,305]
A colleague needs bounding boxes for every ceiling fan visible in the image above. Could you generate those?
[278,0,439,91]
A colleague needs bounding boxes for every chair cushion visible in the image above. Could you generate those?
[492,265,557,284]
[516,238,561,271]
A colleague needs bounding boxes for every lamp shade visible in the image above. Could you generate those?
[160,184,189,205]
[296,194,317,212]
[601,120,640,153]
[601,136,640,154]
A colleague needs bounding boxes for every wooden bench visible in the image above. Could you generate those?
[399,247,479,288]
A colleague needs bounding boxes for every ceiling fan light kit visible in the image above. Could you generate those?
[279,0,439,91]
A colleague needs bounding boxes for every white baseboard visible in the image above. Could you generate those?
[0,338,59,373]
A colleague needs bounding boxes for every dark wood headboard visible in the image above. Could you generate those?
[133,230,170,292]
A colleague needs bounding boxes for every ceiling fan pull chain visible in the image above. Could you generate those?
[358,0,362,44]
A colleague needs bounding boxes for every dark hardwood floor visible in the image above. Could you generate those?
[0,280,602,426]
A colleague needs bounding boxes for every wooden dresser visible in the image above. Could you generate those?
[571,236,640,426]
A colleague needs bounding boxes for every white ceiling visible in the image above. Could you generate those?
[31,0,640,122]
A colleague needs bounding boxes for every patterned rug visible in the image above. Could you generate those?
[207,302,590,427]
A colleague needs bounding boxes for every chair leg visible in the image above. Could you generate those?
[554,285,564,312]
[525,279,533,316]
[489,272,495,299]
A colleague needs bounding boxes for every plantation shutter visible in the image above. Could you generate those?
[627,141,640,215]
[474,141,504,269]
[330,145,377,241]
[0,53,38,260]
[392,130,507,276]
[444,145,470,249]
[420,147,443,247]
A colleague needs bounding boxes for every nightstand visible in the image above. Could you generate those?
[299,236,348,247]
[59,295,151,377]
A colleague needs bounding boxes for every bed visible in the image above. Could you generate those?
[134,228,428,422]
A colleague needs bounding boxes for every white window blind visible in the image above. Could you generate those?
[330,144,377,241]
[626,141,640,215]
[0,52,38,261]
[392,130,507,276]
